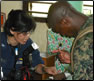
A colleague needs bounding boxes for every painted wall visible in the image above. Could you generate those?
[1,1,23,18]
[30,23,48,53]
[69,1,83,13]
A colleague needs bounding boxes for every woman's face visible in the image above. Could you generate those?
[12,31,31,45]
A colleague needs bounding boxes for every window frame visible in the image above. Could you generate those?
[23,1,57,22]
[83,1,93,15]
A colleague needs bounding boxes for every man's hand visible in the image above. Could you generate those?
[52,50,71,64]
[44,66,58,75]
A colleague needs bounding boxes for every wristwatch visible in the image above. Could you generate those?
[42,66,47,74]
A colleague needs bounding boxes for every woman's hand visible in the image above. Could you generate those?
[44,66,58,75]
[52,50,71,64]
[35,64,58,75]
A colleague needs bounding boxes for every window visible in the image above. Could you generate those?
[23,1,93,22]
[23,1,57,22]
[83,1,93,15]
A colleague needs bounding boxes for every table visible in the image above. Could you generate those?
[40,53,56,80]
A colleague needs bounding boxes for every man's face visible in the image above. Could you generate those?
[13,32,31,45]
[52,22,76,37]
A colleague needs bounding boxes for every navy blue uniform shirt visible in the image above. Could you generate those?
[1,32,44,77]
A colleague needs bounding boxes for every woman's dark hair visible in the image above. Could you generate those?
[4,9,36,36]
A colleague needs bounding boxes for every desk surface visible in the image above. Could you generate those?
[40,54,56,80]
[40,53,56,58]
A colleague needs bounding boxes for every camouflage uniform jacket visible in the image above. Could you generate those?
[72,15,93,80]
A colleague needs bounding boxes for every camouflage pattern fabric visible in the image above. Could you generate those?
[72,15,93,80]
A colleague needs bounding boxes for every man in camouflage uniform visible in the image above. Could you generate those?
[72,15,93,80]
[47,1,93,80]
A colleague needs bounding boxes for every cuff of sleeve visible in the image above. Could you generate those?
[64,72,71,78]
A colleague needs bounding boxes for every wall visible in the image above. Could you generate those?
[30,22,48,52]
[1,1,23,18]
[69,1,83,12]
